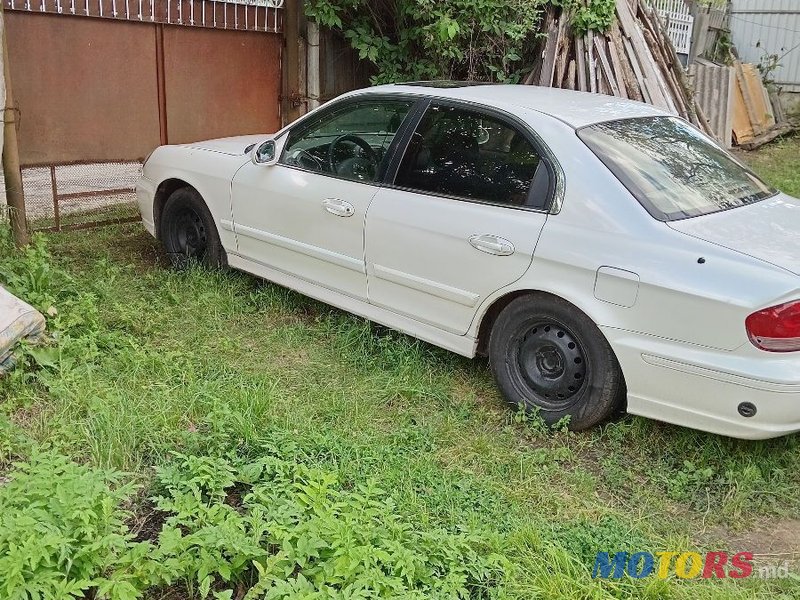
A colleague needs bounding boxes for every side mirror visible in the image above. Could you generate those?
[252,140,278,166]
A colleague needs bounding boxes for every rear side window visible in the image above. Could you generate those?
[578,116,777,221]
[394,104,551,209]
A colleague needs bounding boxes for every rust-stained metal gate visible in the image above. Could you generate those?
[3,0,284,231]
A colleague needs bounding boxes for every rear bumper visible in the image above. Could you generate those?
[604,327,800,439]
[136,176,157,238]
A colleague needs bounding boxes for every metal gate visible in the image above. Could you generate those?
[3,0,284,231]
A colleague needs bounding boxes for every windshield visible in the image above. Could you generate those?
[578,117,777,221]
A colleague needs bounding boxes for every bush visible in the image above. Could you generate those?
[305,0,544,83]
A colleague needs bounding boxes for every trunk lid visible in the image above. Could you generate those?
[668,193,800,275]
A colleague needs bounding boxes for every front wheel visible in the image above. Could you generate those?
[160,187,226,269]
[488,294,624,431]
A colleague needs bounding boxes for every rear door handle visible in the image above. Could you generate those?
[469,234,515,256]
[322,198,355,218]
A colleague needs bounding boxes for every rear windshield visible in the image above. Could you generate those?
[578,116,777,221]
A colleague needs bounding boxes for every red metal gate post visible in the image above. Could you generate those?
[155,23,168,146]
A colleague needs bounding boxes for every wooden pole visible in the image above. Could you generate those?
[0,4,29,247]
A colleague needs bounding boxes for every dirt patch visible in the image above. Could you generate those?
[129,497,171,544]
[699,519,800,563]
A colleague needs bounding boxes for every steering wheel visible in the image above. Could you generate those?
[292,148,325,172]
[328,134,379,178]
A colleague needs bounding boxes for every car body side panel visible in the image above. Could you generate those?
[467,114,800,352]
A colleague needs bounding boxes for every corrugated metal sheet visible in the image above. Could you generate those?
[689,61,735,147]
[730,0,800,92]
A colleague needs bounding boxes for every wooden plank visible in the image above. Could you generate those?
[770,88,787,124]
[609,21,641,101]
[594,36,621,97]
[739,123,794,151]
[538,18,560,87]
[554,16,570,88]
[605,26,629,99]
[576,36,587,92]
[567,59,577,91]
[642,28,682,116]
[622,34,652,104]
[586,32,597,93]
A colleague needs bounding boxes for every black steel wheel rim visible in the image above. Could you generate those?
[171,207,207,259]
[516,321,588,410]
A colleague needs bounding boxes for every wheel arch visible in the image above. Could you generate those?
[476,287,628,409]
[153,178,199,239]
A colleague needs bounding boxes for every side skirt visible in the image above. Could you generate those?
[228,253,479,358]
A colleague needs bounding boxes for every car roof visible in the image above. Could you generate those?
[356,82,670,129]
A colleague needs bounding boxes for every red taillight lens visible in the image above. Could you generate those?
[746,300,800,352]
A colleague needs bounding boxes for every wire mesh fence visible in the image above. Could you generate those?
[1,161,142,232]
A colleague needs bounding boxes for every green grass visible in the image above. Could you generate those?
[1,141,800,598]
[739,134,800,198]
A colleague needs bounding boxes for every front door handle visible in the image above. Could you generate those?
[322,198,355,218]
[469,234,515,256]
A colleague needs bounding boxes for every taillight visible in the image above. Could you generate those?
[746,300,800,352]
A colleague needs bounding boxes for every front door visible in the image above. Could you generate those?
[230,98,415,300]
[365,103,555,334]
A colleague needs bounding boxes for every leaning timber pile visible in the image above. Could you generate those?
[525,0,715,138]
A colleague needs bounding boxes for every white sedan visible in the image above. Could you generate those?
[137,83,800,440]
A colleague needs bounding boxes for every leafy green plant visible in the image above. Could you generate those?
[0,451,150,600]
[0,232,123,382]
[552,0,617,36]
[148,450,510,598]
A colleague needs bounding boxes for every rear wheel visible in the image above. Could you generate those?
[488,293,624,430]
[160,187,226,269]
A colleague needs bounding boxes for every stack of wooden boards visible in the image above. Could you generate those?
[525,0,714,138]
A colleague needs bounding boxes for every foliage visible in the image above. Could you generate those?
[0,230,123,383]
[150,449,510,598]
[0,451,147,600]
[304,0,544,84]
[0,447,510,599]
[551,0,617,36]
[709,30,733,65]
[755,41,784,86]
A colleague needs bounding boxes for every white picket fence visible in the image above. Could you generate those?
[651,0,695,55]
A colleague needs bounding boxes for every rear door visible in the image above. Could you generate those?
[365,102,556,335]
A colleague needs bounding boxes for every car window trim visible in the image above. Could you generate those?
[276,94,424,187]
[382,97,563,214]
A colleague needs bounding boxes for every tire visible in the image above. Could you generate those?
[160,187,226,269]
[488,293,624,431]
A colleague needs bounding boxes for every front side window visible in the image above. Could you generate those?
[394,105,551,208]
[282,100,413,183]
[578,116,777,221]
